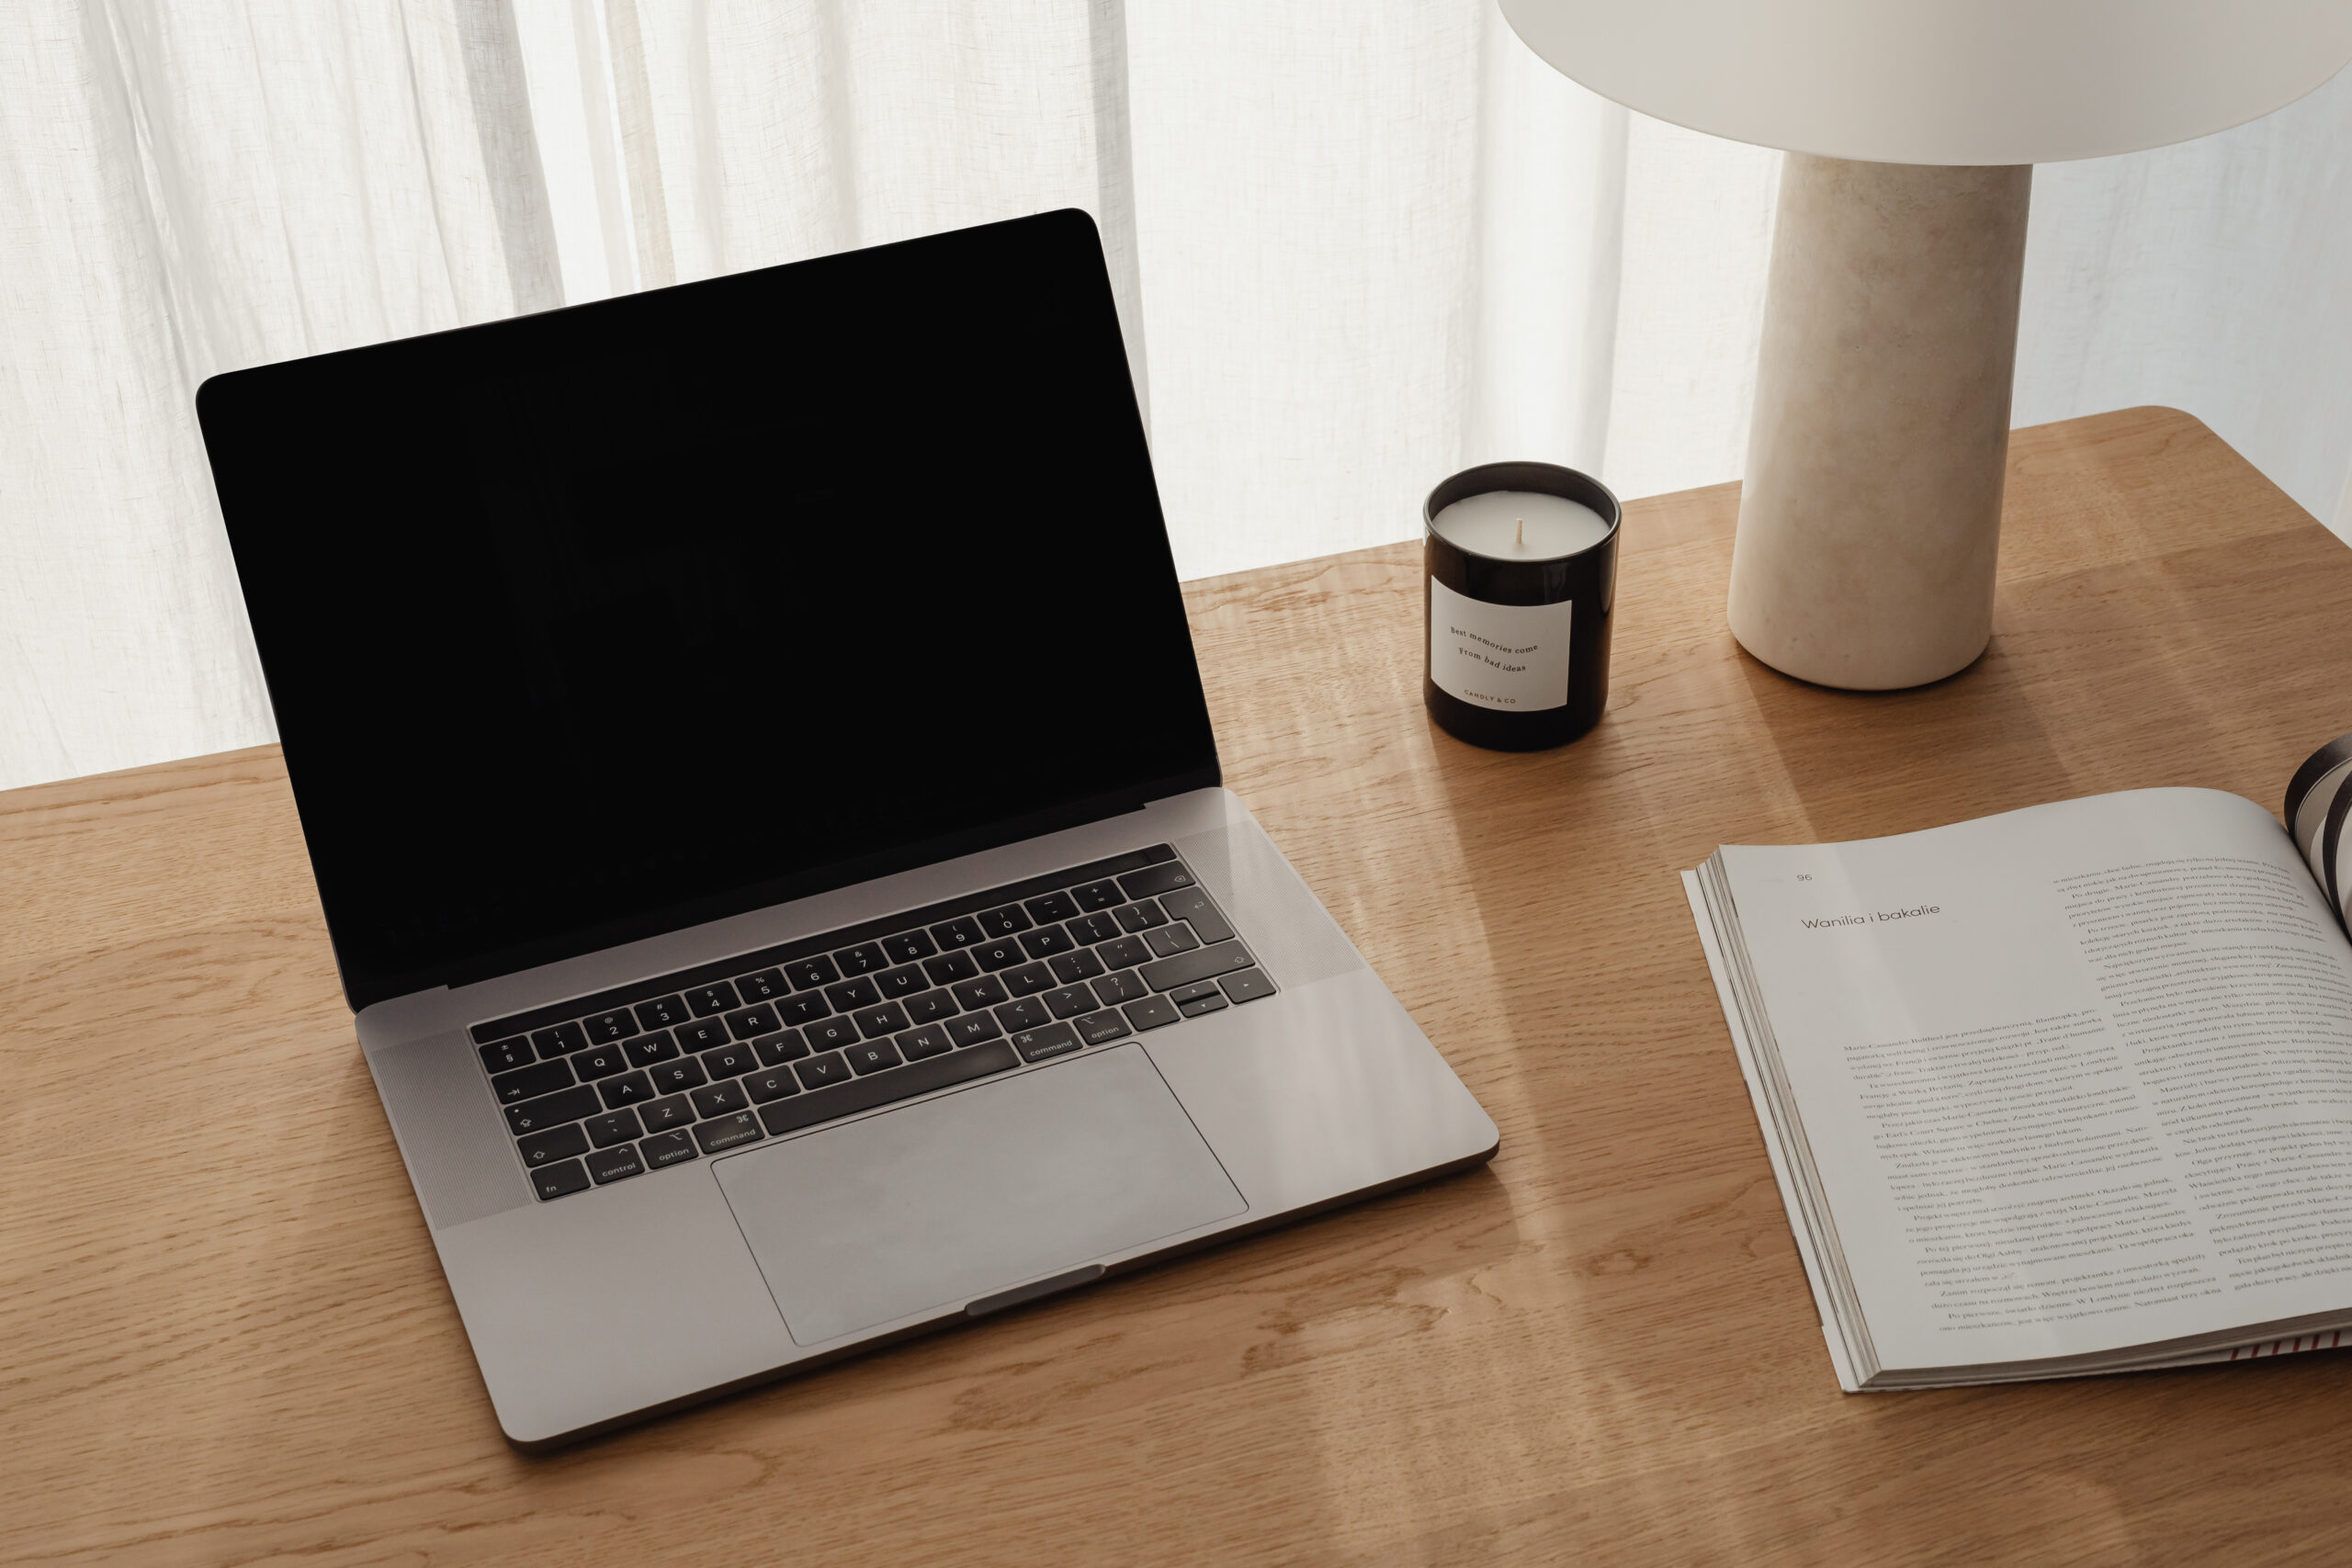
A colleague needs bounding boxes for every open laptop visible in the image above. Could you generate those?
[195,209,1498,1449]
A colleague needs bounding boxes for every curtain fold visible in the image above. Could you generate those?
[6,0,2351,793]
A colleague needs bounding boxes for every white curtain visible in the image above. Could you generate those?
[6,0,2351,794]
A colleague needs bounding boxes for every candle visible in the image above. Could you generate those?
[1422,462,1623,751]
[1429,490,1612,560]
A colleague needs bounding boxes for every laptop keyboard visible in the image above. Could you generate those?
[467,844,1278,1200]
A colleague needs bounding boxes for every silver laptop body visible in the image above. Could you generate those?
[198,210,1497,1448]
[362,786,1494,1446]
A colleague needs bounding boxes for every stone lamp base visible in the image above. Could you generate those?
[1728,156,2033,691]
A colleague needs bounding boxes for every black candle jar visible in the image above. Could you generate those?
[1422,461,1623,751]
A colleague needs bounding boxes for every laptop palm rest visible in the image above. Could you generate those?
[714,1043,1247,1347]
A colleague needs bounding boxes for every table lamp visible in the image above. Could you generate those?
[1498,0,2352,689]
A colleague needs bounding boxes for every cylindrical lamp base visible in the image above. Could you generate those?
[1728,156,2031,691]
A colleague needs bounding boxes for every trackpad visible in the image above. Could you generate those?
[714,1044,1247,1347]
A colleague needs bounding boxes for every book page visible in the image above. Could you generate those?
[1724,788,2352,1372]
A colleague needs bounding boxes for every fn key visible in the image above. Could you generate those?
[532,1159,591,1201]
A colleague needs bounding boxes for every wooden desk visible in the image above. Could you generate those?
[7,407,2351,1565]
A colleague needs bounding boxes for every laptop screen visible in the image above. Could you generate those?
[198,211,1218,1012]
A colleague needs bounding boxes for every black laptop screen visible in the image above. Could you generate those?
[198,211,1218,1011]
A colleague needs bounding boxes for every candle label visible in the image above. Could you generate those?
[1428,578,1572,713]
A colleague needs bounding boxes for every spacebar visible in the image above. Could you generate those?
[757,1041,1022,1135]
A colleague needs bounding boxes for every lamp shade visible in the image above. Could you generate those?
[1498,0,2352,164]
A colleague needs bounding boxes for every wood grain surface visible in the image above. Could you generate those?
[7,407,2351,1566]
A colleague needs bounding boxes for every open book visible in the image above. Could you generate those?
[1685,731,2352,1390]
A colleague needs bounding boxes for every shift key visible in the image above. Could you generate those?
[1136,940,1256,993]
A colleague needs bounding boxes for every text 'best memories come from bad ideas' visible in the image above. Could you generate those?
[1798,906,1940,930]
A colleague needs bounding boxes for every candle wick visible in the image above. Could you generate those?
[1515,516,1525,551]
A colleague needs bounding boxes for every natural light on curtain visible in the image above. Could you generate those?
[8,0,2352,794]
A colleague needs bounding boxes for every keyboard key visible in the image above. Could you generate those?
[640,1093,696,1133]
[1011,1021,1081,1062]
[1180,992,1229,1018]
[1112,899,1168,933]
[648,1057,707,1094]
[846,1039,903,1075]
[517,1122,590,1166]
[1168,979,1224,1006]
[1049,947,1107,984]
[834,942,888,976]
[951,975,1010,1010]
[1042,985,1099,1020]
[1074,1010,1132,1045]
[504,1084,602,1135]
[699,1042,757,1079]
[588,1144,645,1185]
[490,1058,572,1105]
[853,1001,910,1038]
[531,1021,589,1060]
[875,963,928,999]
[599,1071,655,1108]
[1067,911,1123,946]
[975,904,1032,937]
[785,955,840,988]
[1023,890,1081,924]
[478,1037,532,1074]
[1119,862,1197,899]
[825,976,881,1010]
[532,1159,592,1201]
[675,1018,730,1053]
[694,1112,764,1154]
[881,930,937,963]
[585,1109,643,1148]
[796,1051,854,1090]
[896,1023,953,1060]
[973,937,1024,972]
[1071,879,1125,911]
[1158,886,1235,945]
[922,950,979,985]
[1091,969,1148,1006]
[804,1015,861,1051]
[742,1066,799,1103]
[752,1029,809,1066]
[734,968,789,1003]
[995,997,1051,1032]
[1144,923,1202,959]
[1097,934,1152,970]
[1138,940,1257,993]
[639,1129,699,1168]
[902,988,959,1025]
[624,1030,681,1067]
[572,1043,630,1081]
[778,992,832,1027]
[1123,995,1181,1032]
[1221,968,1277,1004]
[691,1079,749,1118]
[724,1004,781,1040]
[1019,925,1077,960]
[930,915,986,950]
[1002,962,1057,998]
[635,996,690,1032]
[687,981,741,1017]
[761,1041,1020,1136]
[944,1012,1003,1048]
[584,1010,637,1043]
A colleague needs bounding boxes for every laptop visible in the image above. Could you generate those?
[195,209,1498,1449]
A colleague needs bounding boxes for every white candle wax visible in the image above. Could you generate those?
[1429,490,1611,559]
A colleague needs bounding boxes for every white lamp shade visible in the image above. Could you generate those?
[1498,0,2352,164]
